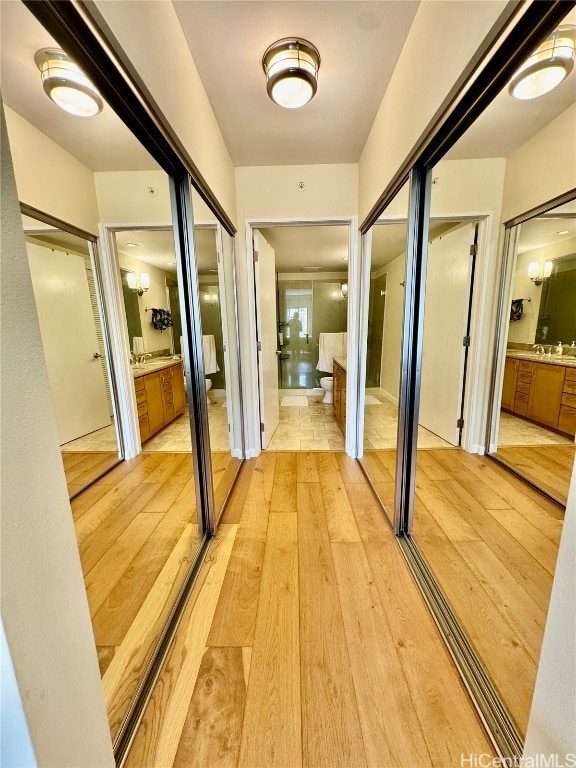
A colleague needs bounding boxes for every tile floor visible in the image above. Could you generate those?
[142,395,230,452]
[61,419,119,452]
[363,390,452,450]
[267,393,345,451]
[497,411,573,446]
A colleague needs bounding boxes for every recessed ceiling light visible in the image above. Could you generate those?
[508,26,576,100]
[35,48,103,117]
[556,229,570,235]
[262,38,320,109]
[125,242,139,248]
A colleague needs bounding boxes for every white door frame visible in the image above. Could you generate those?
[97,219,224,459]
[357,211,497,458]
[244,216,359,457]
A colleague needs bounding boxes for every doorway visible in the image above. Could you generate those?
[22,212,122,498]
[252,223,350,451]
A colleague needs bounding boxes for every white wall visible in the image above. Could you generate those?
[508,237,576,345]
[95,170,172,224]
[118,250,174,353]
[379,253,405,402]
[92,0,237,225]
[1,103,114,767]
[4,106,100,235]
[234,163,358,453]
[358,0,509,221]
[502,104,576,223]
[523,465,576,765]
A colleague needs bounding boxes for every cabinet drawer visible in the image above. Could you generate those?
[565,366,576,381]
[138,414,150,441]
[518,361,535,372]
[561,392,576,409]
[558,406,576,436]
[161,377,172,392]
[514,392,529,416]
[136,388,147,404]
[135,377,145,392]
[137,401,148,417]
[517,371,533,384]
[516,381,531,395]
[564,378,576,394]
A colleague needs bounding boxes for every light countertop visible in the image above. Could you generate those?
[334,356,347,371]
[132,358,183,379]
[506,351,576,368]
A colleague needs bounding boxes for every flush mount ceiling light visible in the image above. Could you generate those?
[35,48,104,117]
[262,37,320,109]
[508,26,576,100]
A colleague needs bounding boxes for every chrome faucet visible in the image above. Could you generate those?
[533,344,544,355]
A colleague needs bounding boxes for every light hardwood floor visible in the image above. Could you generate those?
[71,450,238,738]
[62,450,119,497]
[494,444,575,504]
[125,452,493,768]
[365,448,566,734]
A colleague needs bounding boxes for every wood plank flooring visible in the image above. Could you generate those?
[126,452,493,768]
[400,447,564,735]
[62,450,119,497]
[495,444,575,504]
[70,449,237,739]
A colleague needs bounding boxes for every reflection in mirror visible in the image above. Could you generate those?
[359,190,409,524]
[3,0,207,743]
[192,191,243,517]
[490,201,576,504]
[21,214,121,497]
[409,4,575,732]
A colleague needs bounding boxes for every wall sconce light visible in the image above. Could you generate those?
[528,260,553,286]
[509,26,576,100]
[262,37,320,109]
[203,290,219,305]
[127,272,150,296]
[35,48,104,117]
[332,283,348,302]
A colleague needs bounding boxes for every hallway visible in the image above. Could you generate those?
[125,452,492,767]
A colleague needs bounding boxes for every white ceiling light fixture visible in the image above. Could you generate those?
[508,26,576,100]
[262,37,320,109]
[35,48,104,117]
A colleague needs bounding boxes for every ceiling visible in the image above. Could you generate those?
[2,1,575,173]
[259,226,349,272]
[447,7,576,160]
[173,1,419,166]
[517,211,576,255]
[371,220,460,270]
[115,227,218,274]
[0,0,159,172]
[22,215,91,255]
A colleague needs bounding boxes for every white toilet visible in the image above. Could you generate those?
[320,376,333,404]
[205,377,213,403]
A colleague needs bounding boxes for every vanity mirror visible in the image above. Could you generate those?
[489,199,576,505]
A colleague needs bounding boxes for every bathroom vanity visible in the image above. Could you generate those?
[133,360,186,442]
[502,353,576,436]
[333,357,347,435]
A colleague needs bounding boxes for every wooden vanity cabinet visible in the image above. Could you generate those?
[333,360,346,435]
[501,358,519,411]
[502,356,576,436]
[135,362,186,443]
[528,364,565,428]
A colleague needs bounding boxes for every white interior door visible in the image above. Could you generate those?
[27,242,112,445]
[254,230,279,448]
[419,223,475,445]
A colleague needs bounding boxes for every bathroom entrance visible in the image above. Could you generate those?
[252,222,350,451]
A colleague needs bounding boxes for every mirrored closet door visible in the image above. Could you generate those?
[3,0,213,745]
